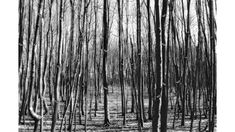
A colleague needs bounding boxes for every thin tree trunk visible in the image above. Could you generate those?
[39,1,46,131]
[136,0,143,128]
[146,0,153,120]
[27,0,43,122]
[152,0,162,131]
[130,38,141,131]
[19,0,31,124]
[18,0,25,67]
[160,0,168,131]
[51,0,63,131]
[102,0,110,126]
[117,0,126,125]
[208,0,216,131]
[93,0,98,117]
[84,0,90,130]
[181,0,191,126]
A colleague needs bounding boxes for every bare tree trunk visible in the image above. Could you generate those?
[51,0,63,131]
[18,0,25,67]
[27,0,43,120]
[23,0,44,131]
[102,0,110,126]
[181,0,191,126]
[208,0,216,131]
[93,0,98,117]
[39,1,46,131]
[136,0,143,128]
[117,0,126,125]
[160,0,168,131]
[146,0,153,120]
[84,0,91,130]
[125,0,129,116]
[152,0,162,131]
[19,0,31,124]
[129,38,142,131]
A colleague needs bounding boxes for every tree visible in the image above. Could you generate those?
[117,0,126,125]
[181,0,191,126]
[152,0,162,131]
[136,0,143,128]
[93,0,98,117]
[18,0,25,67]
[19,0,31,124]
[102,0,110,126]
[146,0,153,120]
[208,0,216,131]
[51,0,63,131]
[160,0,168,131]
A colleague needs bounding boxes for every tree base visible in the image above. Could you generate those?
[104,120,111,127]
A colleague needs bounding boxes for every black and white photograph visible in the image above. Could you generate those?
[2,0,235,132]
[16,0,217,131]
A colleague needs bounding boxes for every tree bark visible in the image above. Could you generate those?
[102,0,110,126]
[136,0,143,128]
[160,0,168,131]
[152,0,162,131]
[117,0,126,125]
[51,0,63,131]
[181,0,191,126]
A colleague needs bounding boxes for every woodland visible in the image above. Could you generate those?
[18,0,217,131]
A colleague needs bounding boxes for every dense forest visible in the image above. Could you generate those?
[18,0,217,131]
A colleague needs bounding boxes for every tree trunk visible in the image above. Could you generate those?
[152,0,162,131]
[181,0,191,126]
[136,0,143,128]
[117,0,126,125]
[146,0,153,120]
[51,0,63,131]
[102,0,110,126]
[93,0,98,117]
[160,0,168,131]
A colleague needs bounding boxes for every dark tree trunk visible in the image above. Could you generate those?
[136,0,143,128]
[152,0,162,131]
[102,0,110,126]
[208,0,216,131]
[18,0,25,67]
[147,0,153,120]
[93,0,98,117]
[160,0,168,131]
[19,0,31,124]
[117,0,126,125]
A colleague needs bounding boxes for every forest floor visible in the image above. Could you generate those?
[19,85,216,132]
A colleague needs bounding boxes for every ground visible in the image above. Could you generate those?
[19,85,216,132]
